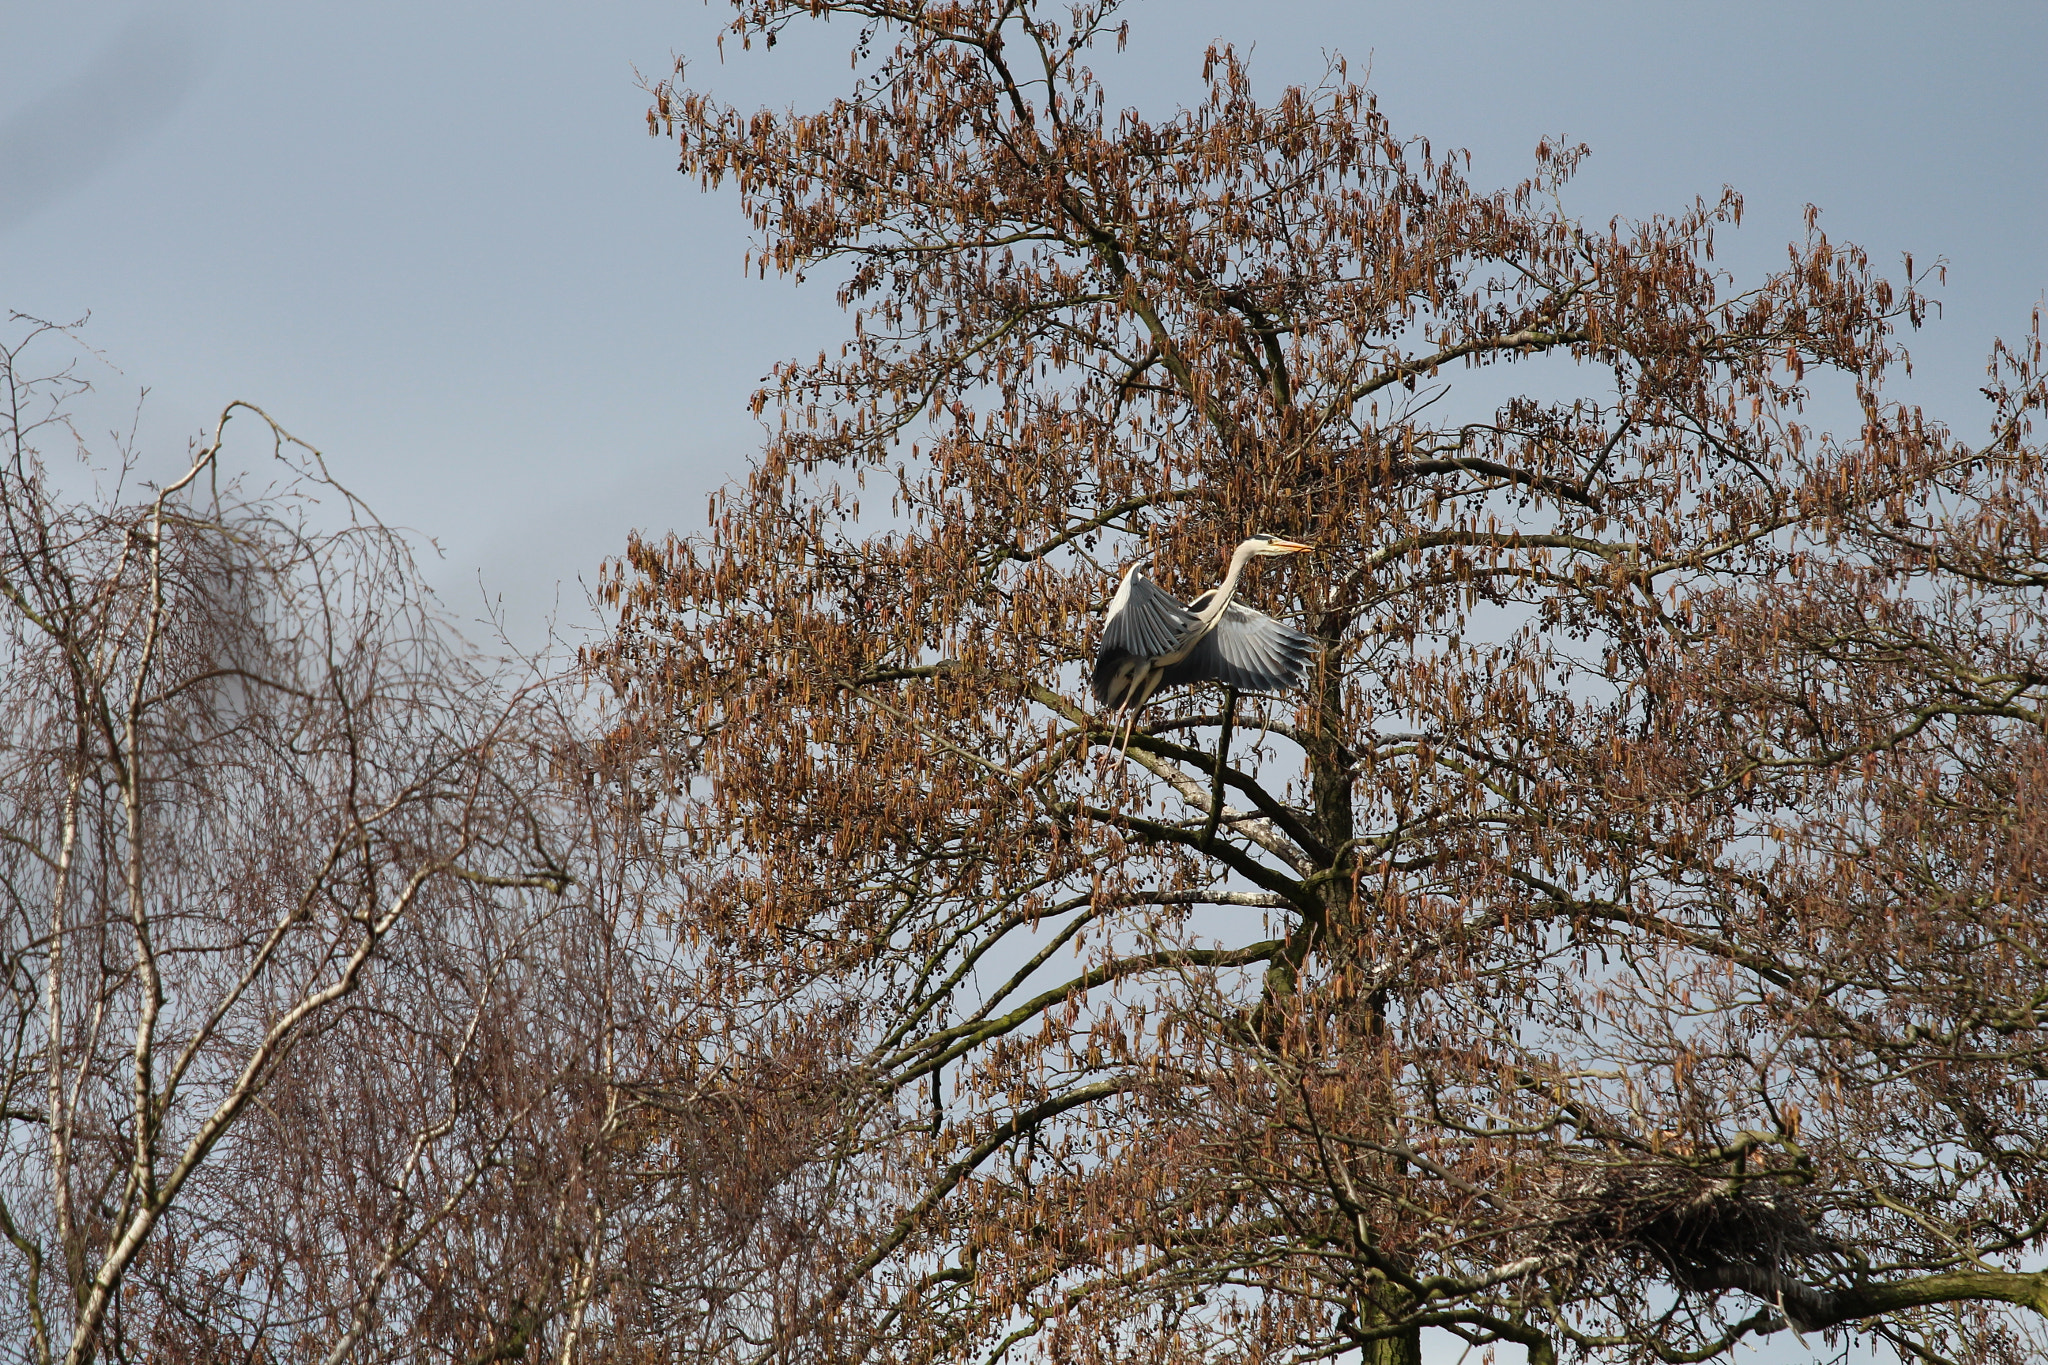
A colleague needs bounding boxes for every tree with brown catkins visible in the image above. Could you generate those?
[589,3,2048,1363]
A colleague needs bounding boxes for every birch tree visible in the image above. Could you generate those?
[0,318,628,1364]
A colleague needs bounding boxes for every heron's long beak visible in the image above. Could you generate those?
[1269,538,1315,553]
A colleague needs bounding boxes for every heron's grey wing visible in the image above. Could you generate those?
[1093,571,1197,708]
[1160,602,1314,693]
[1099,571,1197,661]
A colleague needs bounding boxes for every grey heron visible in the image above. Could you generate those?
[1092,534,1316,747]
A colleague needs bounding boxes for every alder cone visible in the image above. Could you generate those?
[590,3,2048,1361]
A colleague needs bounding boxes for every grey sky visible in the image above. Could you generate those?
[3,0,2044,669]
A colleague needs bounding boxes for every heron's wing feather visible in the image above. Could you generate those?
[1161,602,1314,694]
[1099,571,1197,660]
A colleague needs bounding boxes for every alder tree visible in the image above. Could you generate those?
[592,3,2048,1362]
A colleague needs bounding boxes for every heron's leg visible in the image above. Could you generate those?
[1198,686,1237,849]
[1119,671,1161,757]
[1095,706,1127,769]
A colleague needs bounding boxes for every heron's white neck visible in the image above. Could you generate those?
[1191,539,1263,627]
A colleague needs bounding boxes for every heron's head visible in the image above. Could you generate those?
[1246,533,1314,557]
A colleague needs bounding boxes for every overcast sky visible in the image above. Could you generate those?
[4,0,2045,665]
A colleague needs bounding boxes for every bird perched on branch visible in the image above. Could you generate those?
[1092,534,1316,748]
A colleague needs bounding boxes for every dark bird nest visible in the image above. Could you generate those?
[1533,1159,1827,1290]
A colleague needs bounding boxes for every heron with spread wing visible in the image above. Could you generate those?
[1092,534,1316,748]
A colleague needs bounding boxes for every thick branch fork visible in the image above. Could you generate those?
[1699,1266,2048,1334]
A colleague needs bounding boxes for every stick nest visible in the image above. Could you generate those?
[1533,1159,1826,1285]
